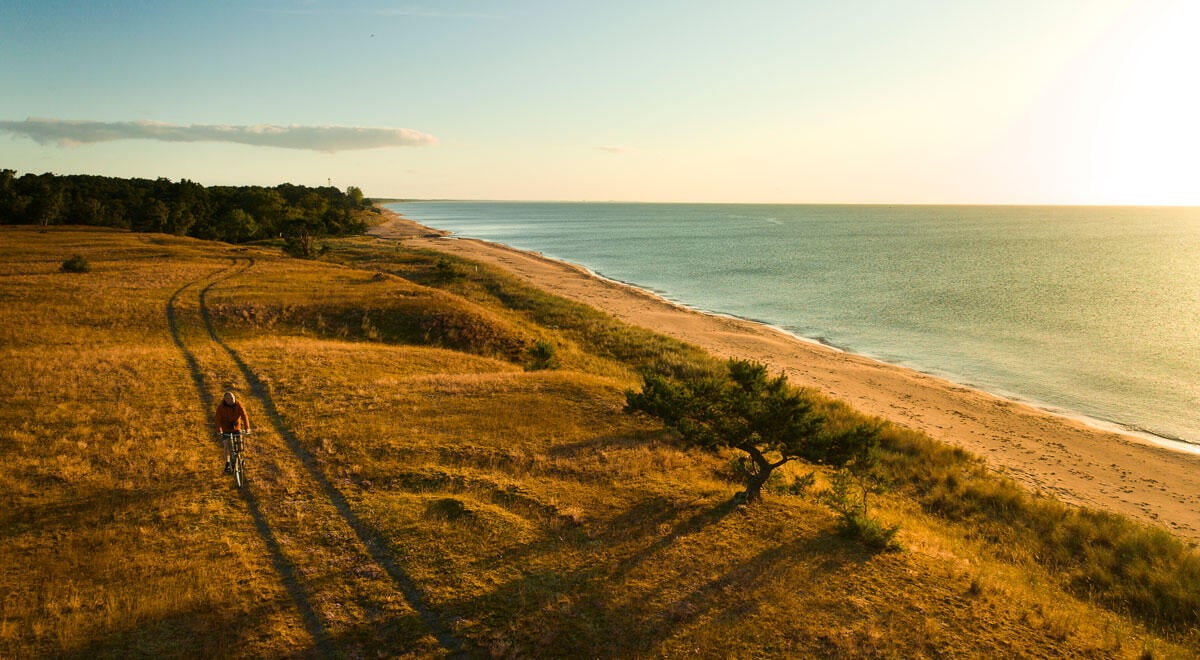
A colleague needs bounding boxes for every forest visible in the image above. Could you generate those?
[0,169,375,247]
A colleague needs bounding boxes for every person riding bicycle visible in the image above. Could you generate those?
[215,391,251,473]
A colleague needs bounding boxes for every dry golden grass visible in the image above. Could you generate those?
[1,229,317,657]
[1,225,1197,658]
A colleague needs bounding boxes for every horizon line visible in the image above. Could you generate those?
[376,198,1200,209]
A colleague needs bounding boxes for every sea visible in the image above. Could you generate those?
[388,202,1200,450]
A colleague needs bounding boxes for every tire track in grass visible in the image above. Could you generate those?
[167,260,335,657]
[197,257,467,656]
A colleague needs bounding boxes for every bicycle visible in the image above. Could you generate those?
[220,430,251,488]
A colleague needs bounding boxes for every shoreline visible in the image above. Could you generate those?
[368,209,1200,542]
[524,259,1199,455]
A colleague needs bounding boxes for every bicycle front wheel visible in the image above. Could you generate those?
[233,452,245,488]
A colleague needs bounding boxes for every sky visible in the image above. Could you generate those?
[2,0,1198,205]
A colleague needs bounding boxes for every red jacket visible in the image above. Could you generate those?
[215,401,249,433]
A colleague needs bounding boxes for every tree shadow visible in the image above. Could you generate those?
[430,493,742,657]
[57,597,327,659]
[608,497,740,580]
[546,429,672,460]
[440,492,876,657]
[618,529,874,655]
[195,259,469,657]
[167,262,335,657]
[0,482,191,542]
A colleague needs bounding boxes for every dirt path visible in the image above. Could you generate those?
[168,257,465,656]
[371,211,1200,543]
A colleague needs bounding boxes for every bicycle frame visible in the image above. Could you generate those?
[220,430,250,487]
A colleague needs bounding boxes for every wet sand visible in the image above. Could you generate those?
[370,209,1200,542]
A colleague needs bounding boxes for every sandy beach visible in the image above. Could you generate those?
[369,210,1200,543]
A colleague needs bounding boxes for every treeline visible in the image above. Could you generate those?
[0,170,376,245]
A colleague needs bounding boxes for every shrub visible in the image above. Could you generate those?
[425,497,470,521]
[60,254,90,273]
[767,469,816,497]
[823,469,901,551]
[837,511,902,551]
[526,339,559,370]
[435,257,465,281]
[284,234,328,259]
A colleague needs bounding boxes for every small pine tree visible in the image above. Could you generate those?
[626,359,825,503]
[821,423,901,551]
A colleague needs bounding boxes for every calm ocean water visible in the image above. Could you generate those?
[389,202,1200,447]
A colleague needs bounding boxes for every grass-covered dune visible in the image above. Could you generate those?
[2,225,1198,658]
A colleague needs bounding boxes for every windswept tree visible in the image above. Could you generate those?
[626,359,828,503]
[628,359,898,546]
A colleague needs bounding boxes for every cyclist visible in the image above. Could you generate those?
[215,391,251,473]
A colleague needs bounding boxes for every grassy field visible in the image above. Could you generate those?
[2,225,1198,658]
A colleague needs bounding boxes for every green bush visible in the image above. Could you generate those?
[823,469,901,551]
[526,339,559,370]
[434,257,465,281]
[60,254,90,273]
[837,511,902,551]
[284,234,329,259]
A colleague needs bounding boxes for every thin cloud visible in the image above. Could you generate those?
[0,118,438,152]
[253,3,495,19]
[595,145,634,154]
[371,8,496,19]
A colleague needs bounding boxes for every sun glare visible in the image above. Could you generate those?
[1093,2,1200,205]
[989,2,1200,206]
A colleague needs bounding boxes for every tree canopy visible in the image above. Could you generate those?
[0,169,376,245]
[627,359,831,502]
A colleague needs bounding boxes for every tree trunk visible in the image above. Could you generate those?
[743,468,772,503]
[739,445,782,503]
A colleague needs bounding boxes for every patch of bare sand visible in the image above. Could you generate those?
[371,211,1200,542]
[367,209,451,239]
